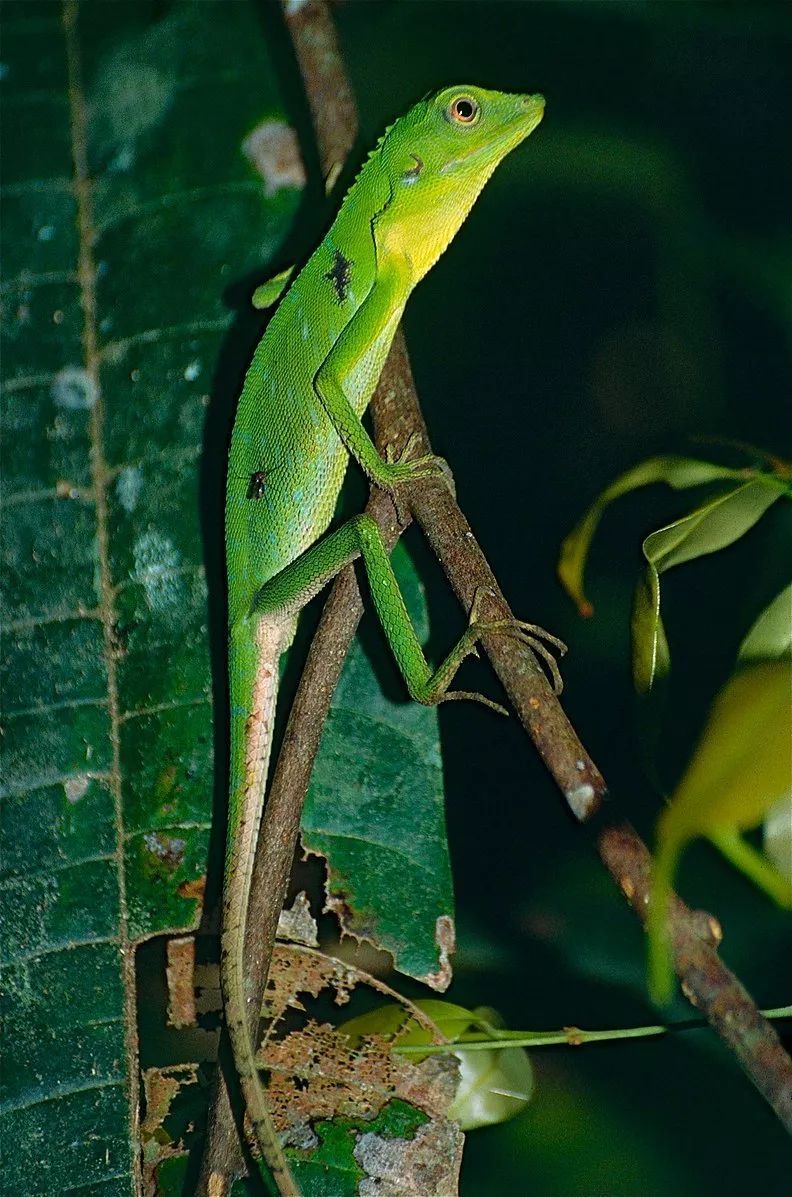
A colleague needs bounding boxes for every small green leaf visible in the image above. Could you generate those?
[558,456,742,617]
[251,265,295,309]
[632,476,785,692]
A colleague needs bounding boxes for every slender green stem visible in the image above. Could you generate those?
[392,1006,792,1055]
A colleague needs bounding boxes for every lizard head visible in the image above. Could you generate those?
[379,85,545,278]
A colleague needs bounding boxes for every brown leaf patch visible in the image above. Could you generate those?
[166,936,197,1028]
[256,945,460,1154]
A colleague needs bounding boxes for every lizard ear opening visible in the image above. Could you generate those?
[402,154,424,183]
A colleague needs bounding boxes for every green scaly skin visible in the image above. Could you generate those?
[223,86,546,1195]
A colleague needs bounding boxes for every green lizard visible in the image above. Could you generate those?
[223,85,550,1195]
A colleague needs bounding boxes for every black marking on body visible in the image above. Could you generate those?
[403,153,424,180]
[247,471,268,500]
[325,248,352,303]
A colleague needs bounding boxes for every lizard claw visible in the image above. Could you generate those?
[381,437,456,497]
[441,688,509,717]
[467,587,567,695]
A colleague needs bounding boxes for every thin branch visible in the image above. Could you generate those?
[199,1,792,1186]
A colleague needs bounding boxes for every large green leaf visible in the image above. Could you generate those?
[1,4,452,1191]
[646,585,792,1003]
[0,2,296,1190]
[304,542,454,988]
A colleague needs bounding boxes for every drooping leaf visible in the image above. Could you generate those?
[632,476,786,693]
[558,456,742,617]
[648,655,792,1003]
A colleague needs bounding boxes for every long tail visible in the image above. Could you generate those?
[221,617,300,1197]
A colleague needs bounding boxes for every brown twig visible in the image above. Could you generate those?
[199,1,792,1186]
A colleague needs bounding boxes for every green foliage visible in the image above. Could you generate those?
[303,545,453,985]
[559,455,788,693]
[648,592,792,1003]
[560,447,790,1004]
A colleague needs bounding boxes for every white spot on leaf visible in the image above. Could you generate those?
[183,359,201,382]
[117,466,143,513]
[132,530,184,612]
[241,120,306,196]
[52,368,97,410]
[64,775,90,804]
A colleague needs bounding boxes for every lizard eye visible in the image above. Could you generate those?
[448,95,480,125]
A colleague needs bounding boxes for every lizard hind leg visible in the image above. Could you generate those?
[252,515,565,712]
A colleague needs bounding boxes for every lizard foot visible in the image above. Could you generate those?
[383,434,456,494]
[467,587,568,695]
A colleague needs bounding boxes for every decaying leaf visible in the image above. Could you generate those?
[255,944,463,1194]
[165,936,197,1028]
[140,1063,199,1195]
[354,1118,462,1197]
[276,890,320,948]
